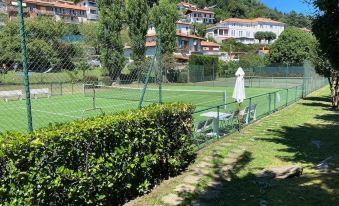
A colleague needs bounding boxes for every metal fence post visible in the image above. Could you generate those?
[268,93,272,114]
[17,0,33,132]
[286,88,289,106]
[217,106,220,137]
[60,82,63,95]
[274,91,277,111]
[248,98,252,123]
[156,28,162,104]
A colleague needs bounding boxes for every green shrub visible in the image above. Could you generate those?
[83,75,99,83]
[0,103,196,205]
[188,54,219,82]
[100,76,113,86]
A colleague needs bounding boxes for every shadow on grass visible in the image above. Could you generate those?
[180,95,339,205]
[175,150,253,206]
[303,96,331,102]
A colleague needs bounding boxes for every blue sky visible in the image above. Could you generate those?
[260,0,316,15]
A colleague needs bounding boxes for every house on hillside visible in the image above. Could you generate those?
[185,8,215,24]
[177,31,204,55]
[124,28,204,62]
[201,41,221,56]
[77,0,98,21]
[177,1,196,15]
[206,17,285,44]
[5,0,87,23]
[176,21,192,34]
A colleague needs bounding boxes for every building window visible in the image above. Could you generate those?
[239,31,243,37]
[214,29,218,35]
[219,29,223,36]
[246,31,250,37]
[90,9,97,14]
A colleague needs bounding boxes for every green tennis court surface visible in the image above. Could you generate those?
[0,84,282,132]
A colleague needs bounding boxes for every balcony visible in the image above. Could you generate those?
[6,6,29,13]
[30,8,55,16]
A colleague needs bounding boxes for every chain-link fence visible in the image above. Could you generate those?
[0,4,328,134]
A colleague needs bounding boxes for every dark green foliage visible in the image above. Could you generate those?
[192,23,207,37]
[127,0,149,62]
[97,0,125,80]
[0,17,80,72]
[312,0,339,71]
[221,39,261,53]
[151,0,178,55]
[0,103,196,205]
[189,54,219,82]
[239,53,265,69]
[266,27,317,65]
[254,31,277,44]
[284,11,312,29]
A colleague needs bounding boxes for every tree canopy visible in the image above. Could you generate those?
[266,27,317,65]
[127,0,149,62]
[312,0,339,70]
[151,0,178,55]
[0,17,81,72]
[97,0,125,80]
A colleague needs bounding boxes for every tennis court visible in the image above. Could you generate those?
[0,83,279,132]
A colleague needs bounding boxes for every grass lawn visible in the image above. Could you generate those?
[125,86,339,206]
[0,84,279,132]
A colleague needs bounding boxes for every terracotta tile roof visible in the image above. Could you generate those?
[222,17,284,24]
[24,0,87,10]
[185,8,215,15]
[54,2,87,10]
[147,31,204,40]
[178,2,195,8]
[145,41,156,47]
[201,41,220,47]
[176,31,204,40]
[174,53,189,60]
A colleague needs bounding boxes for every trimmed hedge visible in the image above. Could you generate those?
[0,103,196,205]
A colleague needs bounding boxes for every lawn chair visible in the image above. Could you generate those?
[195,118,214,133]
[194,118,215,145]
[244,104,257,124]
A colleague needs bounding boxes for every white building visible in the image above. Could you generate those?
[185,8,215,24]
[77,0,98,21]
[206,18,285,44]
[176,21,192,34]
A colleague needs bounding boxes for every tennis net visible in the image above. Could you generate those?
[83,84,227,107]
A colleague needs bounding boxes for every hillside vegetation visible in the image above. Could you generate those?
[188,0,312,28]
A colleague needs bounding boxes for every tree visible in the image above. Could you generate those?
[127,0,149,63]
[285,11,312,29]
[192,23,207,37]
[266,27,317,65]
[311,0,339,108]
[311,45,338,108]
[239,53,265,69]
[265,32,277,44]
[0,17,79,72]
[254,32,265,44]
[97,0,125,81]
[151,0,178,55]
[255,31,276,44]
[78,22,99,55]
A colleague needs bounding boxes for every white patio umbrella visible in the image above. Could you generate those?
[232,67,246,103]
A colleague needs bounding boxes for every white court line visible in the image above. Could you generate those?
[22,107,81,119]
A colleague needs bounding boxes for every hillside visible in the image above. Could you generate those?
[188,0,312,28]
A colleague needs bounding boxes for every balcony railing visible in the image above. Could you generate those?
[31,8,55,16]
[7,6,29,13]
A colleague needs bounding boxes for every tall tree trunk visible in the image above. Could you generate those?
[329,71,339,109]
